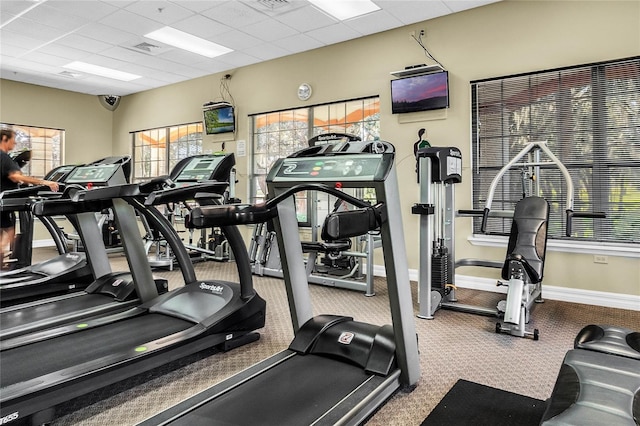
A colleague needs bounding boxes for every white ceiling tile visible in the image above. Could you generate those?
[98,9,162,36]
[271,33,324,54]
[37,43,95,61]
[18,4,91,32]
[200,1,269,28]
[0,43,24,58]
[171,14,233,39]
[306,23,362,45]
[124,1,195,25]
[239,19,298,43]
[44,0,120,21]
[344,10,403,36]
[212,50,260,68]
[75,23,141,46]
[0,1,35,17]
[168,0,218,14]
[272,4,336,32]
[21,50,72,67]
[375,0,451,25]
[243,42,290,61]
[1,31,50,51]
[211,29,262,51]
[56,34,114,54]
[0,11,18,27]
[444,0,500,13]
[3,17,69,42]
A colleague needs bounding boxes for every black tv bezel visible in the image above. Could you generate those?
[203,102,236,135]
[390,71,449,114]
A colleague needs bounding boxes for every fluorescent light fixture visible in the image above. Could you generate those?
[144,27,233,58]
[63,61,141,81]
[308,0,380,20]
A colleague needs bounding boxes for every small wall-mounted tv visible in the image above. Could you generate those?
[203,102,235,135]
[391,71,449,114]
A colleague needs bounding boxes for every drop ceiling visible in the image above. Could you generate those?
[0,0,499,96]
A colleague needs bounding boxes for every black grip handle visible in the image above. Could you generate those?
[481,207,490,233]
[144,182,228,206]
[457,209,485,217]
[187,204,277,228]
[565,210,607,236]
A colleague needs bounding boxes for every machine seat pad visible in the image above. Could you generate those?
[540,349,640,426]
[501,196,549,283]
[574,324,640,360]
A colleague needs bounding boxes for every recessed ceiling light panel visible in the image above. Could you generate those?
[144,27,233,58]
[308,0,380,20]
[63,61,141,81]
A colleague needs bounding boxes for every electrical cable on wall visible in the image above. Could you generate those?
[219,74,235,107]
[412,29,445,70]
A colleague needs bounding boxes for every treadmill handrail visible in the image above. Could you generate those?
[187,183,372,228]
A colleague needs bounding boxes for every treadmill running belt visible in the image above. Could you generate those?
[170,354,375,426]
[1,294,113,331]
[0,314,193,387]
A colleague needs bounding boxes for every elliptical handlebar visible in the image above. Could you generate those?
[565,209,607,237]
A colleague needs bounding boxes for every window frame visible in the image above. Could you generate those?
[469,57,640,258]
[1,123,64,178]
[248,97,380,225]
[131,122,204,182]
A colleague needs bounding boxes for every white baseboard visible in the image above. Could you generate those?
[34,239,639,312]
[372,265,640,312]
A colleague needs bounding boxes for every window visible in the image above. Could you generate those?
[132,122,203,182]
[471,57,640,246]
[1,123,63,177]
[250,97,380,206]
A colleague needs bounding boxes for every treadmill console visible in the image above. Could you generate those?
[267,153,394,184]
[65,164,125,186]
[173,154,235,187]
[45,165,78,182]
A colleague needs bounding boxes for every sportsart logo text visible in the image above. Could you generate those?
[0,412,19,424]
[199,282,224,294]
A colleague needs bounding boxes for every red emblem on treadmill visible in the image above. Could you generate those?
[338,332,354,345]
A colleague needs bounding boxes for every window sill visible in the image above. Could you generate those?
[468,234,640,258]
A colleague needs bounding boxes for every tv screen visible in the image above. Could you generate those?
[391,71,449,114]
[203,103,235,135]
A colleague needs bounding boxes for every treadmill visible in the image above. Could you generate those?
[0,164,78,271]
[144,153,236,269]
[139,140,420,426]
[0,175,266,425]
[0,161,169,341]
[0,159,131,305]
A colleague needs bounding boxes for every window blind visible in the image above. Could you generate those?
[471,57,640,244]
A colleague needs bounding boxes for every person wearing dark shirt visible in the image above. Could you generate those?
[1,128,59,265]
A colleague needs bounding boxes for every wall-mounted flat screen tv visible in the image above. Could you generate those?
[391,71,449,114]
[203,102,235,135]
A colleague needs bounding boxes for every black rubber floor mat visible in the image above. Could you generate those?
[422,379,546,426]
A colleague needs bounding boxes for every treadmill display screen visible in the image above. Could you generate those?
[65,164,121,184]
[269,154,391,182]
[176,157,223,181]
[47,165,77,182]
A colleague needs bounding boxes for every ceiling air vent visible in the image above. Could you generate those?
[58,71,82,78]
[252,0,302,16]
[124,41,172,56]
[257,0,290,10]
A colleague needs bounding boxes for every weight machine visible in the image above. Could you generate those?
[413,142,605,339]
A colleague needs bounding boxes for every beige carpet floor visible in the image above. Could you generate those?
[24,248,640,425]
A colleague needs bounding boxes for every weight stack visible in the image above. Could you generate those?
[431,243,449,294]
